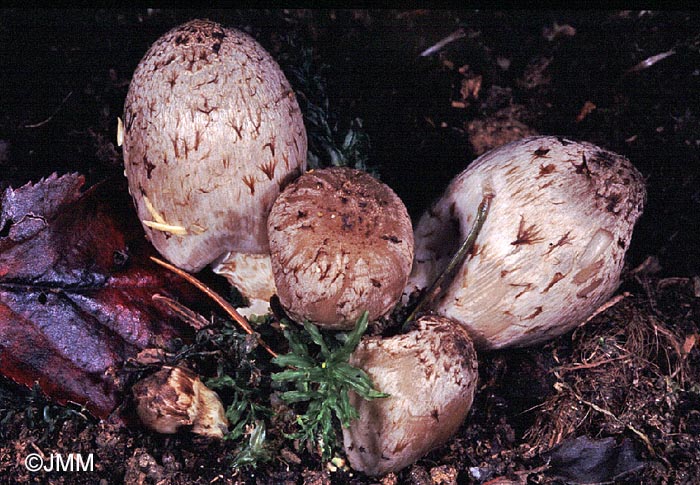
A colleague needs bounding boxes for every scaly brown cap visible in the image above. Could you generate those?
[268,167,413,329]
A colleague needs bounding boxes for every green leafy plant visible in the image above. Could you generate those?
[196,319,271,468]
[206,372,269,443]
[271,311,389,459]
[278,36,374,174]
[230,420,269,468]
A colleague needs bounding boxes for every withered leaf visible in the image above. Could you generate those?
[0,173,196,421]
[546,435,645,484]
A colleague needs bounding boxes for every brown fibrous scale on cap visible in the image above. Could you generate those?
[268,167,414,330]
[122,19,306,275]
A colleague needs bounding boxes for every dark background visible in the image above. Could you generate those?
[1,10,699,484]
[1,9,699,277]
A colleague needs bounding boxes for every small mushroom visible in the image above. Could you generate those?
[132,366,229,439]
[267,167,414,330]
[406,136,646,349]
[122,19,307,313]
[342,315,478,476]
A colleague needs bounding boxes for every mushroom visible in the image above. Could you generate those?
[406,136,646,349]
[266,167,414,330]
[132,366,229,439]
[342,315,478,476]
[122,19,307,314]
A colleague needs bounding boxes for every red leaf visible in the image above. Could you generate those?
[0,174,196,420]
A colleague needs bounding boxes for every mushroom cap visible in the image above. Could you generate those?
[406,136,646,349]
[268,167,414,329]
[132,366,229,439]
[342,315,478,476]
[123,19,306,273]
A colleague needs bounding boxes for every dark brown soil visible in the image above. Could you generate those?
[1,9,699,485]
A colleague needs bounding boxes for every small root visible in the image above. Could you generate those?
[141,195,187,235]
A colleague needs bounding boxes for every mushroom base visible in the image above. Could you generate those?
[342,316,478,476]
[212,252,276,316]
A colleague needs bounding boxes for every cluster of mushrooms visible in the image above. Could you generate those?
[122,20,646,476]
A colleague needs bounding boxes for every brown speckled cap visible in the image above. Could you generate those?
[267,167,414,329]
[123,19,306,273]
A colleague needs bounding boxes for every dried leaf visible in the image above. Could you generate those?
[576,101,597,123]
[682,334,697,355]
[0,174,195,420]
[546,436,645,484]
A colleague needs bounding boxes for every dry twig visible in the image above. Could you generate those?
[150,256,277,358]
[23,91,73,128]
[582,292,630,325]
[626,49,676,74]
[420,28,466,57]
[152,293,210,330]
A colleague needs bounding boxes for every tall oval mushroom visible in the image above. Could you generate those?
[268,167,414,330]
[122,19,307,312]
[406,136,646,349]
[342,315,478,476]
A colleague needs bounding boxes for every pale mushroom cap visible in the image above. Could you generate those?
[268,167,414,329]
[407,136,646,349]
[342,315,478,476]
[123,19,306,273]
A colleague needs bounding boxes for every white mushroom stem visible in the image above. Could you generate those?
[212,251,277,316]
